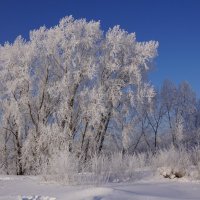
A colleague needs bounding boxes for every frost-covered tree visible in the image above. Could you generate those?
[146,89,165,152]
[160,80,198,148]
[0,16,158,174]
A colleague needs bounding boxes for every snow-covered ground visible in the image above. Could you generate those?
[0,175,200,200]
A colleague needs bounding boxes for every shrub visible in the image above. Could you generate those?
[191,145,200,179]
[152,146,190,178]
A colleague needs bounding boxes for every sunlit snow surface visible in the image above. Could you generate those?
[0,174,200,200]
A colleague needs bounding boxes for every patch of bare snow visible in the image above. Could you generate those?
[1,174,200,200]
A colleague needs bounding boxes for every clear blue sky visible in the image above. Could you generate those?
[1,0,200,95]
